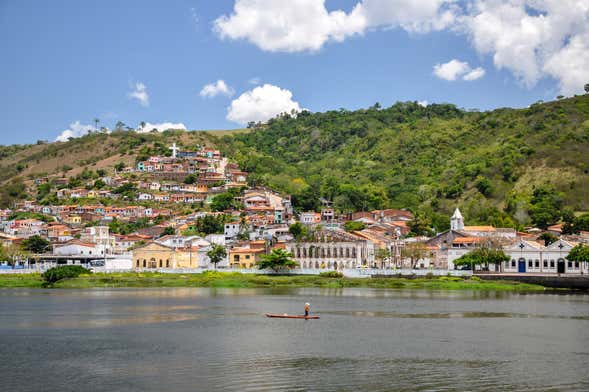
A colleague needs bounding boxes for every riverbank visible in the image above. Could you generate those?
[0,271,546,291]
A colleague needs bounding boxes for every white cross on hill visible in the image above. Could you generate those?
[169,143,179,158]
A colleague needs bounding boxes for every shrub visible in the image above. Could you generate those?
[319,271,344,278]
[42,265,89,285]
[425,272,435,279]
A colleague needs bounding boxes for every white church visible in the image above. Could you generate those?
[444,208,584,274]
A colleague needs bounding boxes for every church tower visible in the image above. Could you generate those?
[451,208,464,231]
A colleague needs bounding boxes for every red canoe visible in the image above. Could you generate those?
[265,313,320,319]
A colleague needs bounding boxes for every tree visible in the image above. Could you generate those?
[184,174,198,184]
[585,84,589,94]
[375,247,391,269]
[210,189,241,212]
[566,244,589,273]
[0,244,30,267]
[257,248,298,272]
[160,227,176,237]
[453,247,510,271]
[94,118,100,132]
[344,221,366,232]
[408,213,433,237]
[400,242,428,268]
[207,244,227,269]
[538,232,558,246]
[288,222,308,241]
[21,235,50,254]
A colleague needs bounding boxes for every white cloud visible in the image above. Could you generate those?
[433,59,486,81]
[214,0,457,53]
[248,77,261,85]
[136,122,187,133]
[128,82,149,106]
[199,80,235,98]
[433,59,471,81]
[417,100,429,107]
[463,67,486,81]
[190,7,199,25]
[461,0,589,94]
[227,84,302,125]
[54,121,95,142]
[214,0,589,95]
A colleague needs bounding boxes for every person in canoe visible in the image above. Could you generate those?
[304,302,310,317]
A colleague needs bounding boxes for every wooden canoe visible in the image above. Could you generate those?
[265,313,320,319]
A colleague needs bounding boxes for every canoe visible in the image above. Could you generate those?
[265,313,320,319]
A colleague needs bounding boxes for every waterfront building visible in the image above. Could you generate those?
[132,242,201,269]
[287,229,375,270]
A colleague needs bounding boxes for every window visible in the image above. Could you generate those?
[245,255,250,260]
[166,260,170,268]
[535,260,539,268]
[575,262,579,269]
[543,260,548,268]
[550,260,555,268]
[234,255,239,262]
[568,261,572,268]
[528,260,533,267]
[511,260,516,267]
[143,260,146,268]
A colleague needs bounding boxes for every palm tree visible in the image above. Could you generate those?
[94,118,100,132]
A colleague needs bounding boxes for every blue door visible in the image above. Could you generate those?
[518,259,526,273]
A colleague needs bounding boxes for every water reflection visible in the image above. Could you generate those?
[0,288,588,392]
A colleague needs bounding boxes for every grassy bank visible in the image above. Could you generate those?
[0,271,545,291]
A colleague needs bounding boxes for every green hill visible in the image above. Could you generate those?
[215,95,589,230]
[0,129,245,207]
[1,96,588,232]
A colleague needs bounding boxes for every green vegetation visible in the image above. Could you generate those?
[217,95,589,231]
[453,248,510,270]
[257,248,298,271]
[207,244,227,269]
[343,221,366,232]
[0,271,545,291]
[566,244,589,263]
[21,235,51,253]
[182,214,231,236]
[41,265,89,286]
[210,187,244,211]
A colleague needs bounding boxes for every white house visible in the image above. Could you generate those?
[224,222,240,240]
[53,240,104,256]
[503,239,584,274]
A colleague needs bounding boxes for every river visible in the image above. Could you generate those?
[0,288,587,391]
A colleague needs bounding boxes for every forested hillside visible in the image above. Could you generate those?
[1,96,587,232]
[0,129,226,207]
[217,95,589,231]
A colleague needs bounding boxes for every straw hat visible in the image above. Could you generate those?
[305,303,310,306]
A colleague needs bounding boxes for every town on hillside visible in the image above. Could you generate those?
[1,143,588,276]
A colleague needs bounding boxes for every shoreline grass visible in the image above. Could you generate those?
[0,271,546,291]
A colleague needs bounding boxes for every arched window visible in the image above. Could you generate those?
[346,248,350,258]
[143,259,146,268]
[166,259,170,268]
[159,259,163,268]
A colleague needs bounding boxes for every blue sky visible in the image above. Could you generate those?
[0,0,587,144]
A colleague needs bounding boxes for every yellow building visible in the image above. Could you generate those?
[229,240,268,268]
[132,242,199,269]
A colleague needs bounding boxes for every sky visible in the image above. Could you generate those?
[0,0,588,145]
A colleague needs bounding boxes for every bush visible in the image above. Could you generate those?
[425,272,435,279]
[42,265,89,285]
[319,271,344,278]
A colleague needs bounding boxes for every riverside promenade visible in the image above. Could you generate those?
[477,273,589,290]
